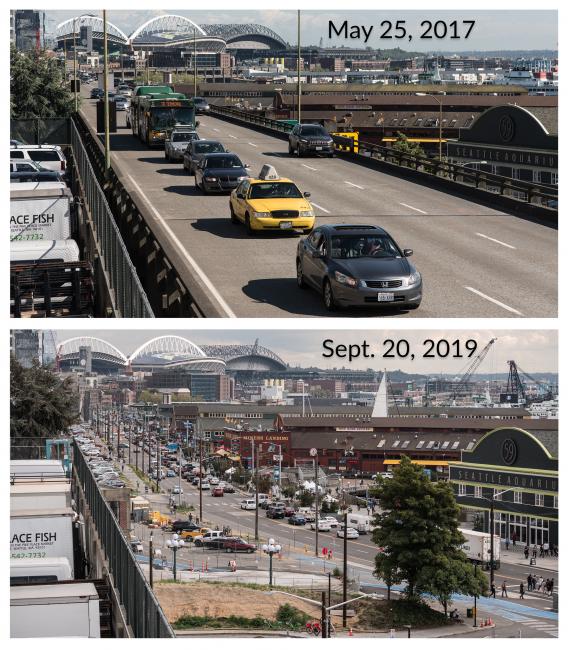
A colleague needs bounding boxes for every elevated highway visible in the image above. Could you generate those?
[80,88,556,318]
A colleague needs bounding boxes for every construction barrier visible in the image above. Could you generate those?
[330,131,359,153]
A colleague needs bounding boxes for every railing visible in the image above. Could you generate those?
[70,120,154,317]
[74,441,174,638]
[209,105,558,210]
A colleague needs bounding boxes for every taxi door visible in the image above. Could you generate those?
[232,180,250,221]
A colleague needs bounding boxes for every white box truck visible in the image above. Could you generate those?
[10,459,66,480]
[11,582,101,638]
[98,71,115,91]
[10,557,73,585]
[344,513,373,534]
[11,482,72,511]
[11,239,80,263]
[459,528,500,569]
[10,183,73,242]
[10,508,75,577]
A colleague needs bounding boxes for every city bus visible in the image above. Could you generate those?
[129,89,196,146]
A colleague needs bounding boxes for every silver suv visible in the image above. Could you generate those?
[164,128,200,162]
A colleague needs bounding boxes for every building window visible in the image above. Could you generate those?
[458,483,466,496]
[514,490,522,504]
[535,493,544,507]
[474,486,482,498]
[553,496,558,509]
[493,489,502,501]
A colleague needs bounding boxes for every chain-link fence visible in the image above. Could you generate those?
[74,441,174,638]
[11,118,71,145]
[69,120,154,317]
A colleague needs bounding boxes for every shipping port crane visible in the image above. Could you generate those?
[451,338,497,402]
[500,360,554,405]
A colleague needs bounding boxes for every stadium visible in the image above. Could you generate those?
[56,336,288,376]
[55,14,288,60]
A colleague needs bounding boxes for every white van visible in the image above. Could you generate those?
[10,557,73,585]
[240,499,256,510]
[258,493,269,504]
[345,513,372,534]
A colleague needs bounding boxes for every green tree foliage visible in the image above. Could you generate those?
[298,489,315,508]
[137,390,162,405]
[371,456,487,602]
[11,45,75,119]
[10,357,79,456]
[391,132,425,159]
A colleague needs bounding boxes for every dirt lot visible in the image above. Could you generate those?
[155,582,321,623]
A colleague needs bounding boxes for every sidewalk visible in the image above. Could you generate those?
[500,546,558,572]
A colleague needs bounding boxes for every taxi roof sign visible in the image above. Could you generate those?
[258,164,279,180]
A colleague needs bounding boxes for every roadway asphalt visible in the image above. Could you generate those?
[80,89,557,318]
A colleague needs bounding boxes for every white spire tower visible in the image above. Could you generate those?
[372,369,388,418]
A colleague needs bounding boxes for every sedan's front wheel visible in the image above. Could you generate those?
[296,258,307,289]
[323,279,336,311]
[245,214,255,236]
[230,204,239,224]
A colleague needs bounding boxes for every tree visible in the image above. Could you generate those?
[391,132,425,160]
[10,357,79,457]
[371,456,487,602]
[11,46,75,119]
[138,390,161,405]
[298,490,315,508]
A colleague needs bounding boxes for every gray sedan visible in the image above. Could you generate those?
[296,224,422,311]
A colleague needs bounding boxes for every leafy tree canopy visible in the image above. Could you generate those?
[11,45,75,119]
[371,456,487,602]
[391,131,425,159]
[10,357,79,457]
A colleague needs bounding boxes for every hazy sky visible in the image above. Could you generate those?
[44,10,557,52]
[50,330,558,375]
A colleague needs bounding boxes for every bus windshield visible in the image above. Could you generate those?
[151,107,194,129]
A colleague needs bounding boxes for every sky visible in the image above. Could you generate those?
[49,330,558,375]
[43,9,558,53]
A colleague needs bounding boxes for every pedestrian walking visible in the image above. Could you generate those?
[519,582,525,599]
[536,576,544,592]
[512,531,517,547]
[527,574,533,591]
[524,545,529,560]
[548,578,554,596]
[501,581,508,598]
[532,545,538,559]
[505,537,510,551]
[539,544,544,558]
[543,541,549,557]
[490,582,496,598]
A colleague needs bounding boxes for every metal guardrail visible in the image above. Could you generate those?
[209,105,558,209]
[70,120,154,317]
[74,441,174,638]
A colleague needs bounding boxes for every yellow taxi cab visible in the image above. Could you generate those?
[229,165,315,235]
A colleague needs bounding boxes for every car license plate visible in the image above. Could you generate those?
[280,221,293,229]
[315,146,323,151]
[377,293,395,302]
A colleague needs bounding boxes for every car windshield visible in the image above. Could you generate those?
[300,126,327,136]
[172,133,193,142]
[249,182,303,199]
[195,142,225,154]
[205,155,243,169]
[330,234,401,259]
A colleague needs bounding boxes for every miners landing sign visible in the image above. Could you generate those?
[450,465,558,493]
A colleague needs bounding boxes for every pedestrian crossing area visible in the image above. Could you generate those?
[500,612,558,637]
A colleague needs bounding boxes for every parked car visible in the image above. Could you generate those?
[180,527,211,540]
[194,530,225,547]
[171,520,199,533]
[310,520,332,532]
[320,516,339,528]
[223,538,256,553]
[288,514,306,526]
[296,224,422,311]
[130,539,143,553]
[10,144,67,173]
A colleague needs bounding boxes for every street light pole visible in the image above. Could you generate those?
[73,17,78,113]
[473,562,478,627]
[490,496,495,586]
[297,10,301,123]
[193,28,197,100]
[310,448,319,557]
[255,442,259,542]
[342,506,348,628]
[102,10,110,178]
[149,532,154,588]
[198,418,203,524]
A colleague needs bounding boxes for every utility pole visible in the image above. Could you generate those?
[102,10,110,178]
[297,10,301,123]
[343,507,348,628]
[149,532,154,588]
[73,17,78,113]
[198,418,203,524]
[321,591,327,638]
[255,442,259,541]
[193,28,197,99]
[310,448,319,557]
[490,497,495,586]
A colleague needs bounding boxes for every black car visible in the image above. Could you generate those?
[171,520,199,533]
[90,88,104,99]
[289,124,334,157]
[183,139,226,175]
[266,507,286,519]
[296,224,422,311]
[222,483,235,493]
[193,96,211,114]
[195,153,249,194]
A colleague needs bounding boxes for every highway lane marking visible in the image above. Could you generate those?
[476,232,516,249]
[212,128,220,132]
[125,174,237,318]
[400,202,427,214]
[302,164,318,171]
[248,142,258,147]
[228,134,237,139]
[464,287,523,316]
[311,202,330,214]
[344,181,365,189]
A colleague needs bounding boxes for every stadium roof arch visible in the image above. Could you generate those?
[201,24,288,50]
[200,344,287,372]
[128,336,226,374]
[56,14,129,46]
[57,336,128,373]
[129,14,215,49]
[128,335,206,363]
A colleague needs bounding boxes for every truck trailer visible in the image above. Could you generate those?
[459,528,501,569]
[10,582,101,638]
